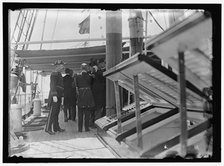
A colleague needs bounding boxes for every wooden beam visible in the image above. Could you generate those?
[29,66,81,71]
[24,56,104,65]
[133,75,143,149]
[29,61,89,66]
[143,72,179,99]
[166,57,209,91]
[116,108,179,142]
[103,104,155,131]
[141,120,210,158]
[178,47,188,157]
[21,52,106,60]
[114,81,122,134]
[13,36,154,45]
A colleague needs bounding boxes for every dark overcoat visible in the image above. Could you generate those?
[48,71,64,107]
[92,69,106,107]
[76,71,95,108]
[63,74,74,106]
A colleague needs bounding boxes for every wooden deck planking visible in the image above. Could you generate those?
[13,111,116,158]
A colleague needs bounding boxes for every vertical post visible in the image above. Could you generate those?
[24,68,26,111]
[178,45,188,157]
[133,75,143,149]
[128,30,132,105]
[114,81,122,134]
[41,75,43,103]
[128,9,144,56]
[128,10,144,104]
[144,10,148,55]
[127,91,131,105]
[30,70,33,100]
[18,88,20,105]
[106,10,122,117]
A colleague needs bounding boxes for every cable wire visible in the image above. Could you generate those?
[163,12,168,29]
[148,11,165,31]
[50,9,59,49]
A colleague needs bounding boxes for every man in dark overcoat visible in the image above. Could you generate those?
[92,58,106,121]
[75,63,95,132]
[70,69,77,121]
[45,60,65,135]
[63,68,73,122]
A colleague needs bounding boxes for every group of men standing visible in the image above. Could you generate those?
[45,59,106,135]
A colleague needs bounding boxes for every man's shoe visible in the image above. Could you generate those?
[85,129,90,132]
[46,130,55,135]
[57,128,65,132]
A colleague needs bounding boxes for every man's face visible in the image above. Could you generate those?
[99,62,105,69]
[89,66,93,72]
[55,64,65,72]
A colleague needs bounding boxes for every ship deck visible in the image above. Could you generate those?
[12,109,116,158]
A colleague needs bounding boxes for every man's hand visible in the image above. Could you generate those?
[53,96,58,102]
[76,87,79,96]
[61,97,64,105]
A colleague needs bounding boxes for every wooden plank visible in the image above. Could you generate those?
[113,81,122,134]
[102,104,154,131]
[167,56,209,91]
[133,75,143,149]
[105,53,204,108]
[178,49,188,157]
[116,108,178,142]
[117,73,162,103]
[142,73,179,98]
[146,13,212,90]
[140,120,210,158]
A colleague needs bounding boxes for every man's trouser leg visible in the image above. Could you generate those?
[94,106,102,122]
[78,107,83,132]
[64,104,68,121]
[45,104,54,132]
[101,105,106,117]
[89,108,95,127]
[71,102,77,121]
[84,108,90,131]
[53,98,61,132]
[68,103,72,120]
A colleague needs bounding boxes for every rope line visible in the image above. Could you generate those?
[148,11,165,31]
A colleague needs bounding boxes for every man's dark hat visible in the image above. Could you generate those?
[65,68,70,74]
[99,58,105,63]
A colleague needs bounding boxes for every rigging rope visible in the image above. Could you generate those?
[50,9,60,49]
[40,9,48,50]
[148,11,165,32]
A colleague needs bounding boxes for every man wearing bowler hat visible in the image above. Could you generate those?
[45,60,66,135]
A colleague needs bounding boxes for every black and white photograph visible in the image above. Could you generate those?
[2,1,221,164]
